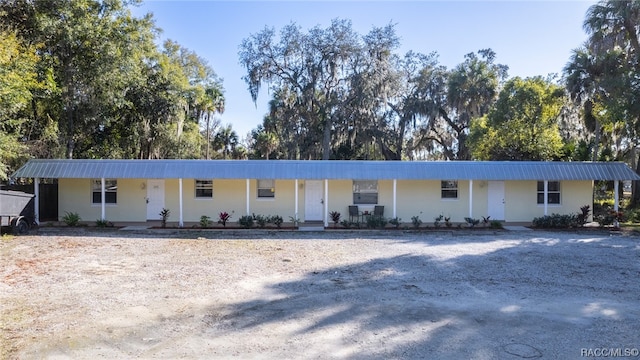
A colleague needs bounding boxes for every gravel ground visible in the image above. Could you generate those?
[1,228,640,359]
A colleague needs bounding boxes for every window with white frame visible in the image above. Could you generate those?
[92,179,117,204]
[353,180,378,204]
[441,180,458,199]
[195,179,213,198]
[257,179,275,198]
[537,181,560,204]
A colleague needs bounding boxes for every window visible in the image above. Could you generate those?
[537,181,560,204]
[92,179,117,204]
[257,179,275,198]
[195,179,213,198]
[441,180,458,199]
[353,180,378,204]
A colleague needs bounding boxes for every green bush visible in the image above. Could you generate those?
[490,220,503,229]
[253,214,267,228]
[269,215,284,228]
[389,217,402,229]
[433,214,443,228]
[329,211,341,228]
[464,217,480,228]
[238,215,254,228]
[411,215,422,229]
[366,216,387,229]
[62,212,81,227]
[159,208,170,228]
[532,213,578,228]
[200,215,212,228]
[95,219,109,228]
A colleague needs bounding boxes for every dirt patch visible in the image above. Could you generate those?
[1,229,639,359]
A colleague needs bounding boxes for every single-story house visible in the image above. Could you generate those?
[11,159,640,227]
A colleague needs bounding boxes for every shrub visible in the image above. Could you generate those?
[95,218,109,228]
[238,215,254,229]
[444,216,452,228]
[270,215,284,228]
[433,214,443,228]
[411,215,422,229]
[464,217,480,228]
[329,211,341,228]
[289,216,300,227]
[159,208,170,228]
[253,214,267,228]
[490,220,503,229]
[366,216,387,229]
[389,217,402,229]
[532,213,578,228]
[576,205,591,226]
[482,216,491,227]
[63,212,81,227]
[200,215,212,228]
[218,212,232,227]
[596,210,624,228]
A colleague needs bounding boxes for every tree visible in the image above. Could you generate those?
[469,77,566,160]
[0,30,43,179]
[213,124,238,159]
[254,129,279,160]
[413,49,508,160]
[572,0,640,203]
[240,19,360,160]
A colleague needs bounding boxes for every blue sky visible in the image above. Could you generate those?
[132,0,597,140]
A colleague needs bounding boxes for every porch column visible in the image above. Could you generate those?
[294,179,299,221]
[34,177,40,224]
[101,177,106,221]
[393,179,397,219]
[178,178,184,228]
[544,180,548,216]
[614,180,620,227]
[469,180,473,219]
[324,179,328,227]
[246,179,250,215]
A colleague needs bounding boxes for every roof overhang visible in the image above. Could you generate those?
[11,159,640,181]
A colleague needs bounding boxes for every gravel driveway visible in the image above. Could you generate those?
[1,228,639,359]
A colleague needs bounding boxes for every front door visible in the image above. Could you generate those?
[305,180,324,221]
[146,179,165,220]
[487,181,505,221]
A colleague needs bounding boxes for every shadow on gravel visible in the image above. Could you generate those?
[201,233,640,359]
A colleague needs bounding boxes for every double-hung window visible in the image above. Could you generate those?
[353,180,378,204]
[92,179,117,204]
[195,179,213,199]
[257,179,275,198]
[441,180,458,199]
[537,181,560,204]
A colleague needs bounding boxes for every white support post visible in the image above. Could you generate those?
[469,180,473,219]
[246,179,250,215]
[614,180,620,228]
[294,179,299,222]
[324,179,329,227]
[393,179,397,219]
[179,178,184,228]
[544,180,549,216]
[34,177,40,224]
[101,177,106,221]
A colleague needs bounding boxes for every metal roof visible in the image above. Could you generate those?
[11,159,640,181]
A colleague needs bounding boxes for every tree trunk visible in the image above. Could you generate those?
[322,115,331,160]
[592,119,601,162]
[633,149,640,206]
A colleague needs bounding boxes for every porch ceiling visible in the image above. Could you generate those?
[11,159,640,181]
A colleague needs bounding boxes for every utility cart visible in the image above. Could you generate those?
[0,189,36,234]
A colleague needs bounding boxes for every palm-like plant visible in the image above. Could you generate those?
[214,124,238,159]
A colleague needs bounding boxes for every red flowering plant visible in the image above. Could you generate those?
[218,212,232,227]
